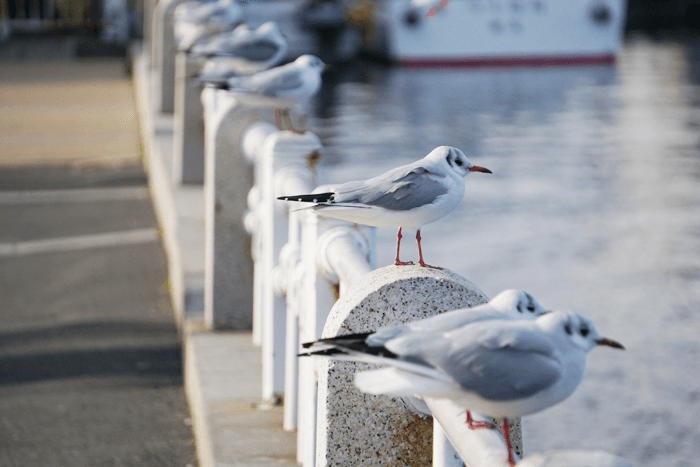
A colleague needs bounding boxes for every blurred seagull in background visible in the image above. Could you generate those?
[302,311,624,466]
[173,0,243,51]
[193,22,288,79]
[214,54,327,132]
[278,146,492,268]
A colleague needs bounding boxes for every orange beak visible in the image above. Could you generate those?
[596,337,625,350]
[469,166,492,174]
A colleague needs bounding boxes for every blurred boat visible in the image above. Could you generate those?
[346,0,627,67]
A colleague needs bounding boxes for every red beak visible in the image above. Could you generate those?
[596,337,625,350]
[469,166,492,174]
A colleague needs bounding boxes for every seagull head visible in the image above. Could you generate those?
[540,311,625,353]
[295,54,328,73]
[427,146,492,177]
[490,289,549,319]
[257,21,285,43]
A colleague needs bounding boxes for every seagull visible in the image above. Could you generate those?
[302,311,624,466]
[304,289,548,352]
[214,54,327,132]
[173,0,243,51]
[302,289,548,417]
[192,22,288,79]
[277,146,492,268]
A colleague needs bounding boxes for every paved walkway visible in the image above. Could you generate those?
[0,58,197,466]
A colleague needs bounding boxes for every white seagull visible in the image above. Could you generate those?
[303,289,548,416]
[173,0,243,51]
[305,289,548,353]
[278,146,491,268]
[302,311,624,466]
[217,54,327,132]
[193,22,288,79]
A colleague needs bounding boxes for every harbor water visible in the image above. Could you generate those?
[306,33,700,466]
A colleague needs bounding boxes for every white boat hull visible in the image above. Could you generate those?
[376,0,627,66]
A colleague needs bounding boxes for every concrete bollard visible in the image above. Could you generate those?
[315,265,523,467]
[202,93,291,329]
[152,0,187,112]
[173,51,206,184]
[143,0,157,49]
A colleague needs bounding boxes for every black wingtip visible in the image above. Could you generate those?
[277,192,335,203]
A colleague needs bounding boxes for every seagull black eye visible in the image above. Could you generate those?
[580,325,589,337]
[527,305,536,312]
[564,323,573,335]
[455,159,463,166]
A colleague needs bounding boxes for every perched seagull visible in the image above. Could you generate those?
[193,22,289,80]
[277,146,491,268]
[304,289,549,352]
[302,311,624,466]
[215,54,327,132]
[174,0,243,51]
[303,289,548,417]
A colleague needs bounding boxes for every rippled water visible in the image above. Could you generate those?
[307,33,700,466]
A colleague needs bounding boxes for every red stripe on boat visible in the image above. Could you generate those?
[399,53,616,68]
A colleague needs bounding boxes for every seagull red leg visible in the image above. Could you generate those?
[416,229,441,269]
[394,228,413,266]
[501,419,516,466]
[465,411,496,429]
[283,109,304,134]
[274,108,284,130]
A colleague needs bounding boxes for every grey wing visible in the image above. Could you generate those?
[387,325,561,401]
[334,167,449,211]
[246,69,303,96]
[441,327,562,401]
[224,39,280,61]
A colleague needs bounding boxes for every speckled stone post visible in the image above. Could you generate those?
[203,93,281,329]
[315,265,523,467]
[173,51,206,184]
[152,0,186,112]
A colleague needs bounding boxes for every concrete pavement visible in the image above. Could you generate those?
[131,41,297,467]
[1,45,298,467]
[0,58,197,466]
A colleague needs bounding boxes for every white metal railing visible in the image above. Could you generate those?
[199,87,525,467]
[152,14,634,467]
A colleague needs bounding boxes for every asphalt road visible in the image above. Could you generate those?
[0,164,198,467]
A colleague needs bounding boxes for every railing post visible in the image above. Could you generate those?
[315,266,502,467]
[152,0,187,112]
[143,0,156,50]
[258,131,323,403]
[202,92,282,329]
[173,51,206,184]
[296,210,339,467]
[433,418,466,467]
[242,122,278,346]
[295,212,376,467]
[424,398,522,467]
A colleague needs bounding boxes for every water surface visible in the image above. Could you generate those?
[308,33,700,466]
